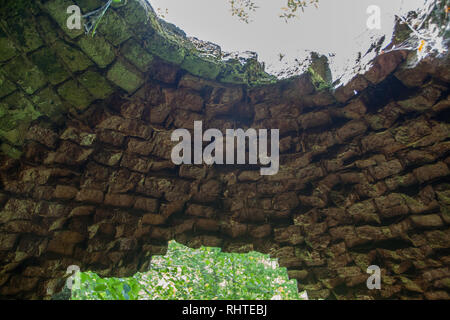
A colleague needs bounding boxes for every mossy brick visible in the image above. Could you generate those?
[74,0,105,11]
[143,31,186,65]
[110,0,127,9]
[5,15,43,53]
[57,80,95,110]
[53,40,93,72]
[43,0,84,39]
[116,0,152,36]
[78,36,115,68]
[37,16,59,44]
[0,108,22,133]
[78,71,114,99]
[0,28,17,62]
[181,53,222,80]
[0,127,25,146]
[2,56,47,94]
[0,0,39,18]
[0,143,22,159]
[0,73,16,98]
[0,92,41,145]
[97,9,132,46]
[0,91,35,111]
[121,39,154,72]
[218,62,248,85]
[106,61,144,93]
[31,87,66,123]
[30,48,70,85]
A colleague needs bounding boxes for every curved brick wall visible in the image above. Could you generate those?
[0,0,449,299]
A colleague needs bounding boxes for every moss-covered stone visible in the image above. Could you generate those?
[398,276,423,293]
[0,92,41,145]
[53,40,93,72]
[392,18,413,46]
[0,29,17,62]
[31,87,66,123]
[307,52,332,91]
[2,56,47,94]
[74,0,105,12]
[5,14,43,53]
[57,80,95,110]
[0,73,16,98]
[0,143,22,159]
[244,58,276,86]
[37,16,60,44]
[78,35,115,68]
[43,0,84,39]
[116,0,153,36]
[0,0,38,19]
[218,60,248,84]
[143,31,186,65]
[97,8,132,46]
[106,60,143,93]
[78,71,114,99]
[30,48,70,85]
[121,39,154,72]
[181,53,222,80]
[437,190,450,205]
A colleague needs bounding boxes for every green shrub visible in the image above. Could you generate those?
[71,240,307,300]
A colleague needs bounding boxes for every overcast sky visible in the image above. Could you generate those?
[149,0,426,81]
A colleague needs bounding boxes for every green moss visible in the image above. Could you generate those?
[78,71,114,99]
[106,61,144,93]
[0,72,16,98]
[143,31,186,65]
[0,28,18,62]
[31,87,66,123]
[392,18,413,45]
[116,0,153,35]
[74,0,105,12]
[307,53,332,91]
[43,0,84,39]
[436,190,450,205]
[78,36,115,69]
[97,8,132,46]
[2,56,47,94]
[121,39,154,72]
[30,48,70,85]
[0,0,39,19]
[439,278,450,289]
[0,92,41,125]
[57,80,95,110]
[0,92,41,146]
[245,59,276,86]
[0,143,22,159]
[181,53,222,80]
[37,16,59,44]
[53,40,94,72]
[308,67,331,91]
[218,60,248,84]
[5,14,43,53]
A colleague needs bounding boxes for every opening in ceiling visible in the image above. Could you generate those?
[149,0,448,86]
[60,241,305,300]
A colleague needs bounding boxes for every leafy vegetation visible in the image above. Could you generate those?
[229,0,319,23]
[84,0,320,33]
[71,241,307,300]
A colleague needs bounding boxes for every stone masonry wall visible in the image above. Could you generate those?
[0,0,449,299]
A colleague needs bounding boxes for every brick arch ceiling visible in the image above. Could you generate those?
[0,0,449,300]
